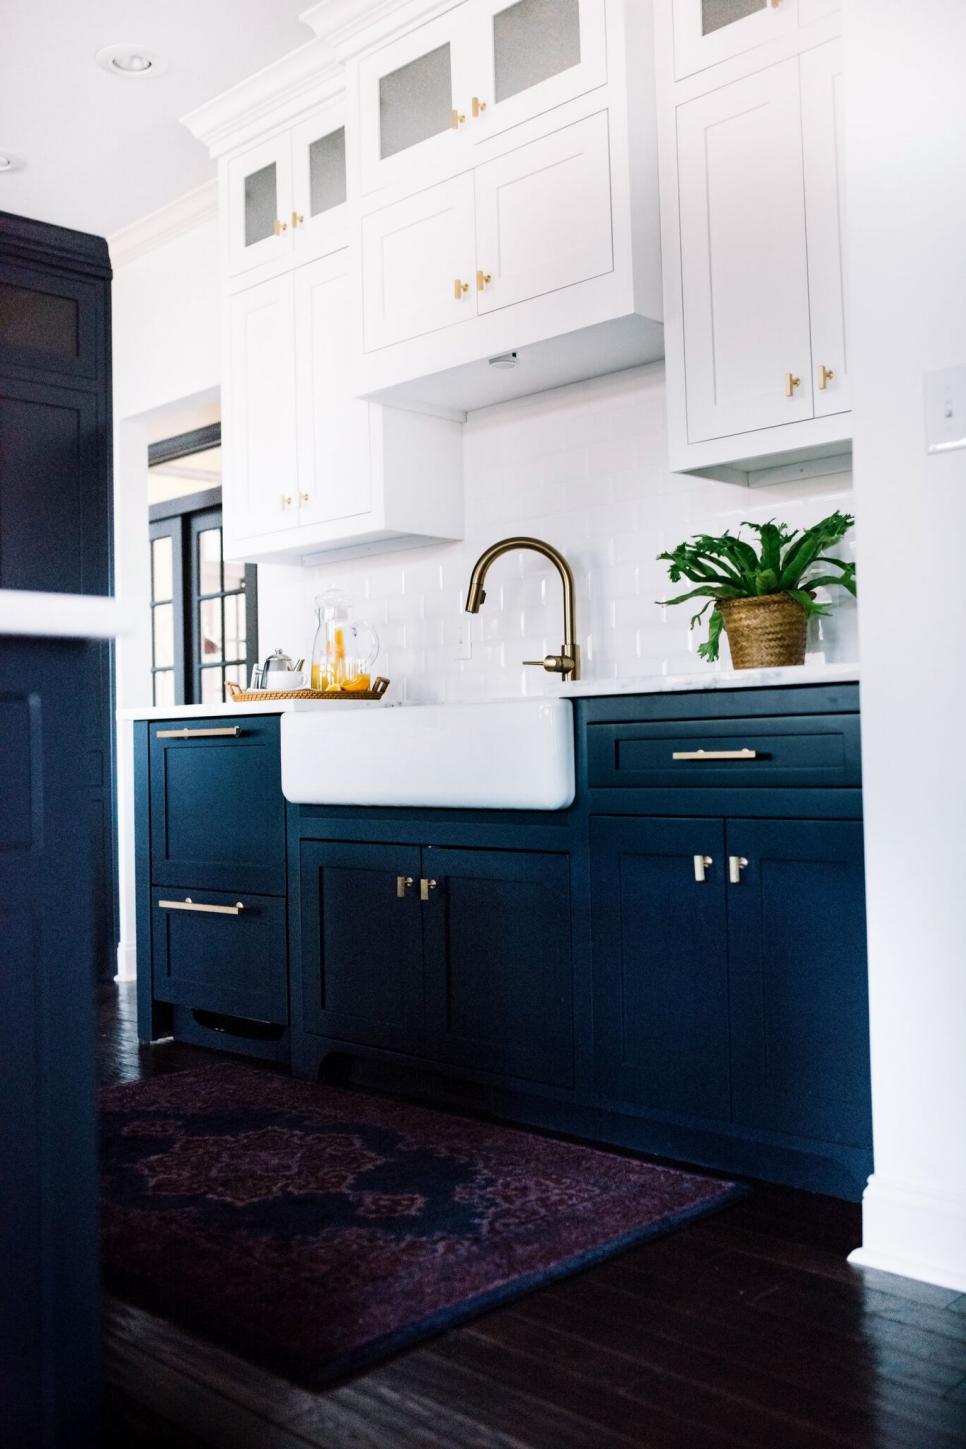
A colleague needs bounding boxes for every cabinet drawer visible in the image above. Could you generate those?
[152,889,287,1022]
[587,714,860,790]
[149,715,286,895]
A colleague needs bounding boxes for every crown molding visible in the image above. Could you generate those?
[182,38,344,158]
[108,181,218,268]
[300,0,462,58]
[0,208,112,279]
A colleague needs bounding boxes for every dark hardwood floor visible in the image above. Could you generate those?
[98,983,966,1448]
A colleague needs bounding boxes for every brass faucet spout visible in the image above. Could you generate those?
[464,536,580,682]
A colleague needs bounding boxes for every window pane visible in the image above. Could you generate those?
[380,44,452,160]
[702,0,765,36]
[0,282,80,358]
[223,557,245,592]
[244,162,277,247]
[198,528,222,595]
[200,666,224,704]
[309,128,347,216]
[151,536,173,603]
[200,598,223,662]
[153,603,174,668]
[493,0,581,104]
[153,670,175,708]
[224,594,246,662]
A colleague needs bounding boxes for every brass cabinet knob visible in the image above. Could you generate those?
[419,877,438,901]
[729,855,749,885]
[272,218,288,236]
[450,109,466,129]
[818,364,835,390]
[454,278,470,299]
[280,494,293,511]
[784,372,801,397]
[476,270,492,291]
[472,96,487,117]
[292,211,305,229]
[299,491,310,505]
[396,875,414,898]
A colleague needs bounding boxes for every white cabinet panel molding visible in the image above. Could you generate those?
[801,38,849,418]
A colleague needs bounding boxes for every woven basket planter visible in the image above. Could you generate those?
[716,594,808,670]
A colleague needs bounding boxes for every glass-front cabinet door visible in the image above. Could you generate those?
[357,7,477,193]
[291,105,349,263]
[226,135,294,276]
[672,0,795,80]
[470,0,607,143]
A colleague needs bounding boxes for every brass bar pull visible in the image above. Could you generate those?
[281,494,293,511]
[450,109,466,129]
[476,269,492,291]
[159,897,246,915]
[471,96,487,118]
[818,364,835,390]
[672,748,758,761]
[272,218,287,236]
[729,856,749,886]
[419,878,438,902]
[396,875,414,899]
[292,211,304,229]
[785,372,801,397]
[156,726,242,740]
[693,855,713,883]
[454,278,469,300]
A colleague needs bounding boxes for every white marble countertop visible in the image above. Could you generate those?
[546,661,860,698]
[0,588,129,639]
[119,662,858,719]
[117,699,385,721]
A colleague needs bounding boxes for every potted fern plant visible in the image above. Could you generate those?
[657,511,856,668]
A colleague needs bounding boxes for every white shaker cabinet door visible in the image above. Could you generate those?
[801,39,849,417]
[226,135,293,277]
[469,0,608,144]
[474,110,613,315]
[672,0,795,81]
[362,172,477,351]
[294,254,373,528]
[677,59,813,442]
[225,275,299,542]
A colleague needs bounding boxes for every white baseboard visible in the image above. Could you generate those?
[848,1174,966,1293]
[115,940,137,983]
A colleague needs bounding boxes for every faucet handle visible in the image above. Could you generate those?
[523,651,578,679]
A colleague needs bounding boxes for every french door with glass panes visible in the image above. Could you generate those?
[149,497,258,707]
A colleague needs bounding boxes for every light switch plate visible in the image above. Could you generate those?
[924,364,966,453]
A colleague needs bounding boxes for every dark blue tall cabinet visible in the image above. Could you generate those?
[0,211,114,1447]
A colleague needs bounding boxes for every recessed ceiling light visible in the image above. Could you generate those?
[488,351,519,370]
[95,43,167,78]
[0,151,24,173]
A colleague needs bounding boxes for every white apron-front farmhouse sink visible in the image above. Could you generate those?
[280,698,575,810]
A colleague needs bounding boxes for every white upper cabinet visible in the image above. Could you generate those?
[672,0,794,79]
[357,9,477,195]
[226,275,299,539]
[469,0,608,144]
[226,135,294,276]
[225,104,348,279]
[801,39,848,417]
[655,0,848,484]
[677,61,813,442]
[474,110,613,315]
[362,173,477,352]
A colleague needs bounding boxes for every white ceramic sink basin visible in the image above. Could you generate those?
[280,698,575,810]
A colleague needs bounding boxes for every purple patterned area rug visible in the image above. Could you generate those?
[100,1063,744,1386]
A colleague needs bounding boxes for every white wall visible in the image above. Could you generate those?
[111,202,221,981]
[258,365,857,695]
[845,0,966,1291]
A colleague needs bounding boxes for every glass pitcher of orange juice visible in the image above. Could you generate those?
[309,588,379,693]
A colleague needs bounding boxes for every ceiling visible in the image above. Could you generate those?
[0,0,315,239]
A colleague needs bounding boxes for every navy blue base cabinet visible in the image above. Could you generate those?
[135,715,289,1061]
[136,682,872,1199]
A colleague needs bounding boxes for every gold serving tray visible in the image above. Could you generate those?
[225,677,390,702]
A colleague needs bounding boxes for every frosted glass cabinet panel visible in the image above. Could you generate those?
[358,11,475,193]
[292,108,349,264]
[673,0,794,78]
[227,136,293,275]
[473,0,607,142]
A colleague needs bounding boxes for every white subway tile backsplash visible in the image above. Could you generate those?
[259,363,858,700]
